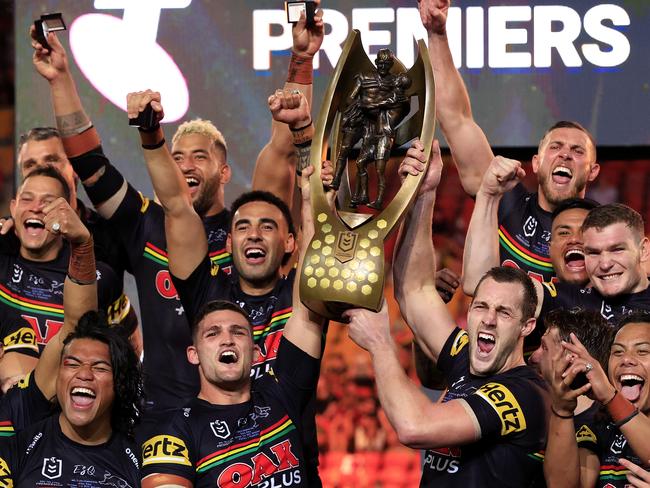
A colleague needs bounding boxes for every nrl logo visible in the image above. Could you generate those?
[42,456,62,480]
[523,216,538,237]
[335,231,358,263]
[210,419,230,439]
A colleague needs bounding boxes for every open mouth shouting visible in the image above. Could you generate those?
[477,332,496,356]
[552,165,573,185]
[564,248,585,271]
[618,374,645,404]
[244,247,266,265]
[184,174,201,197]
[219,349,239,365]
[24,217,46,237]
[70,386,97,409]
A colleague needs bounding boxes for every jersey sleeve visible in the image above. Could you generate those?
[0,372,53,434]
[463,376,546,441]
[272,337,320,414]
[96,261,137,334]
[435,327,471,384]
[108,183,162,271]
[497,183,528,221]
[0,312,40,359]
[0,434,17,485]
[573,406,600,454]
[139,411,195,482]
[171,255,227,328]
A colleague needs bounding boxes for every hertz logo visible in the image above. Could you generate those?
[3,327,38,353]
[142,435,191,467]
[575,424,597,445]
[476,383,526,436]
[450,330,469,357]
[138,192,150,214]
[0,456,12,486]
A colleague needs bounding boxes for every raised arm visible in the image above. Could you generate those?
[392,140,455,362]
[30,28,128,218]
[252,2,324,204]
[542,337,599,488]
[33,198,98,400]
[418,0,493,196]
[461,156,526,295]
[280,165,331,358]
[345,304,479,449]
[126,92,207,279]
[563,335,650,465]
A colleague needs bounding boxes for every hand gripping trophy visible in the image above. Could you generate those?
[301,30,435,320]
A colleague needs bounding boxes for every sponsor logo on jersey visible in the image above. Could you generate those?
[575,424,597,445]
[214,439,301,487]
[424,448,461,474]
[42,456,63,480]
[210,420,231,439]
[450,330,469,357]
[142,435,191,467]
[106,293,131,324]
[542,281,557,298]
[3,327,38,353]
[138,192,150,214]
[0,457,11,486]
[475,383,526,436]
[197,416,296,474]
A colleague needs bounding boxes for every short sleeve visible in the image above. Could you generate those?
[171,255,229,327]
[0,372,53,433]
[464,379,545,441]
[139,411,195,481]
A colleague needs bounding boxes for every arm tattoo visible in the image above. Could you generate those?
[56,111,92,137]
[294,143,311,176]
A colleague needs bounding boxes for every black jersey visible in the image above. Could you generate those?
[0,199,130,279]
[541,281,650,325]
[574,406,647,487]
[420,328,548,487]
[0,415,140,487]
[0,249,125,354]
[498,183,556,283]
[172,258,294,380]
[139,337,318,487]
[106,181,232,409]
[0,373,53,437]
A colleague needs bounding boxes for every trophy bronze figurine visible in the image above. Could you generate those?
[300,30,436,320]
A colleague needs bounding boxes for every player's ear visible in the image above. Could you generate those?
[253,345,261,363]
[187,345,199,365]
[521,318,537,338]
[226,234,232,254]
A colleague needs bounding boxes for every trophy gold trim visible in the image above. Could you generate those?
[300,30,436,320]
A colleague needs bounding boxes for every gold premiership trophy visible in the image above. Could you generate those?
[300,30,435,320]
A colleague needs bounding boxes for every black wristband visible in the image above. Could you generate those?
[290,121,312,132]
[142,139,166,150]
